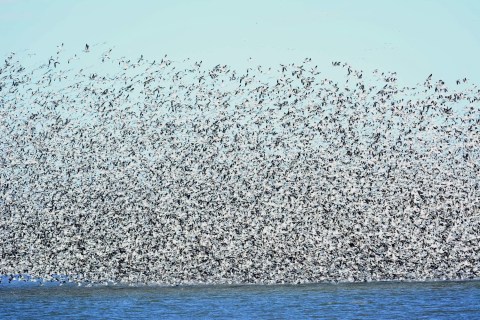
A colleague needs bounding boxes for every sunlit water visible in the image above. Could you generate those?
[1,281,479,319]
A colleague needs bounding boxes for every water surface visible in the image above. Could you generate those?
[1,281,479,319]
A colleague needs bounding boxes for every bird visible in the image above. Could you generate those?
[0,47,478,287]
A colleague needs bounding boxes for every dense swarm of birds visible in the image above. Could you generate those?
[0,44,479,286]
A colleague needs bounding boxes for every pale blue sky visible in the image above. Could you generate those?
[1,0,480,84]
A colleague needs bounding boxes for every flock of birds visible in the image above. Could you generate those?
[0,44,479,285]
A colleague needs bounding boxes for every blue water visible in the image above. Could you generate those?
[1,281,479,319]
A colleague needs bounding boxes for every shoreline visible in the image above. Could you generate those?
[2,275,480,289]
